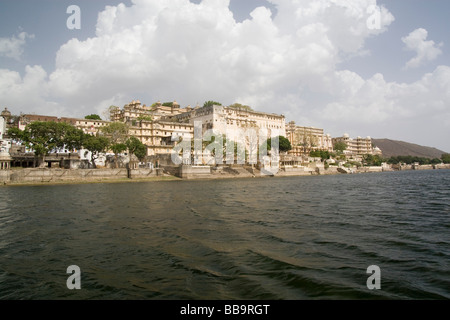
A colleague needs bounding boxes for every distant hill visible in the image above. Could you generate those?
[372,139,447,159]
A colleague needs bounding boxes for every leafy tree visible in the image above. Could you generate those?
[9,121,83,167]
[60,123,85,151]
[162,102,173,107]
[430,158,442,165]
[203,101,222,108]
[137,115,152,122]
[101,122,129,168]
[261,136,292,154]
[442,154,450,164]
[84,114,102,120]
[83,135,110,168]
[363,154,383,166]
[333,141,347,154]
[386,155,440,165]
[100,122,129,144]
[228,103,253,111]
[110,143,127,168]
[310,150,331,161]
[126,136,147,162]
[6,127,23,140]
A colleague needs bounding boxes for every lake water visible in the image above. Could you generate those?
[0,170,449,300]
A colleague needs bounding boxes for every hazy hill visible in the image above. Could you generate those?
[372,139,448,159]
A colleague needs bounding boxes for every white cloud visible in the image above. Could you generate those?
[0,0,449,151]
[402,28,443,69]
[0,32,34,60]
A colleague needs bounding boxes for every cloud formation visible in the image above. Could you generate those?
[402,28,443,69]
[0,32,34,60]
[0,0,449,151]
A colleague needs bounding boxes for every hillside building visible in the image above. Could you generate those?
[332,134,381,156]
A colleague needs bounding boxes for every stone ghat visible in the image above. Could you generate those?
[1,168,158,184]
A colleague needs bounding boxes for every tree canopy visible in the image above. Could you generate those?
[228,103,254,111]
[100,122,130,168]
[203,101,222,108]
[442,154,450,164]
[7,121,85,167]
[100,122,129,145]
[126,136,147,161]
[83,135,110,168]
[333,141,347,153]
[310,150,331,161]
[85,114,102,120]
[261,136,292,154]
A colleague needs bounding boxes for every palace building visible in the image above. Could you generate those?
[285,121,333,156]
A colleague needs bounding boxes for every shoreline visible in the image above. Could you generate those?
[1,165,449,187]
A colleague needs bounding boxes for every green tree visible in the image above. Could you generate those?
[126,136,147,162]
[363,154,383,166]
[84,114,102,120]
[203,101,222,108]
[137,115,152,122]
[334,141,347,154]
[10,121,83,167]
[83,135,110,168]
[261,136,292,154]
[310,150,331,161]
[110,143,127,167]
[162,102,173,107]
[6,127,24,140]
[228,103,254,111]
[430,158,442,165]
[101,122,129,168]
[60,124,85,151]
[441,154,450,164]
[100,122,129,144]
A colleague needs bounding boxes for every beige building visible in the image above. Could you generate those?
[109,100,194,156]
[130,120,193,156]
[286,121,333,156]
[332,134,380,156]
[110,100,192,123]
[75,119,110,136]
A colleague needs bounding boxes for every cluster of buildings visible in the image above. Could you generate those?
[0,100,382,169]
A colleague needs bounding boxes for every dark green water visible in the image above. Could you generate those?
[0,170,449,299]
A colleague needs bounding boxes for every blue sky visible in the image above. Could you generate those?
[0,0,449,152]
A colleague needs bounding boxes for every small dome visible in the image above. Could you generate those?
[367,136,371,140]
[343,133,349,138]
[1,107,11,117]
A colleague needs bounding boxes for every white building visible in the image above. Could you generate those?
[174,104,286,142]
[0,116,12,170]
[0,115,5,141]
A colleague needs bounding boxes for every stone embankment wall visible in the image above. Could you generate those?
[1,168,158,184]
[179,165,211,179]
